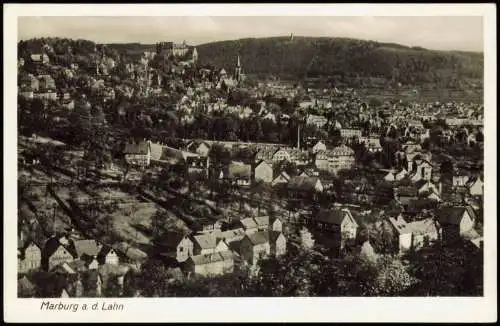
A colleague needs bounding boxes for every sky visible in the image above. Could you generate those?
[18,16,484,52]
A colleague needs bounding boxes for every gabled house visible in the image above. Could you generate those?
[97,245,119,266]
[124,140,151,168]
[271,218,283,232]
[175,235,195,263]
[272,171,291,187]
[185,250,235,276]
[156,232,193,264]
[437,206,477,244]
[192,233,218,256]
[269,231,287,257]
[239,231,271,266]
[43,237,76,271]
[467,177,483,197]
[287,176,323,198]
[388,214,439,253]
[310,208,358,244]
[314,146,355,174]
[254,160,273,183]
[186,141,211,157]
[272,148,291,163]
[410,159,433,182]
[18,241,42,274]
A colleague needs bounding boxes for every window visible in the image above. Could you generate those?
[179,247,183,252]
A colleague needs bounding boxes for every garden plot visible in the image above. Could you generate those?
[108,200,160,245]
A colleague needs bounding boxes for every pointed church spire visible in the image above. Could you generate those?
[237,55,241,67]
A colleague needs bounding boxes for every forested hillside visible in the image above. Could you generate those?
[196,36,483,88]
[18,36,484,92]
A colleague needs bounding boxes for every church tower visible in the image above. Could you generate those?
[235,55,242,82]
[192,47,198,63]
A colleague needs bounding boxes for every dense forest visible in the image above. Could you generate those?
[195,36,483,88]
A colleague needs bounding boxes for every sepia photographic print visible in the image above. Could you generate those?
[4,3,497,323]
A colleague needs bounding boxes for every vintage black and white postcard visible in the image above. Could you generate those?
[3,3,497,323]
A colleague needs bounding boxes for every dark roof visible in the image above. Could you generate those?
[124,140,150,155]
[246,231,269,245]
[287,176,320,191]
[44,237,71,258]
[97,245,116,260]
[414,180,429,190]
[316,208,353,226]
[157,232,189,251]
[437,206,476,225]
[396,186,419,197]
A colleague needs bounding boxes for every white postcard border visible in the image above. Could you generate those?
[3,3,497,323]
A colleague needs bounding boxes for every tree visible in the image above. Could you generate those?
[439,158,455,176]
[137,259,170,297]
[405,240,483,296]
[371,255,418,296]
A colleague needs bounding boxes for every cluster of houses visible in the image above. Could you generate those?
[123,138,355,193]
[17,232,144,298]
[18,73,58,101]
[388,205,482,254]
[159,214,286,276]
[297,202,482,258]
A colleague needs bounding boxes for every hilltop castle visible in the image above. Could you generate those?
[156,41,188,58]
[156,41,198,64]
